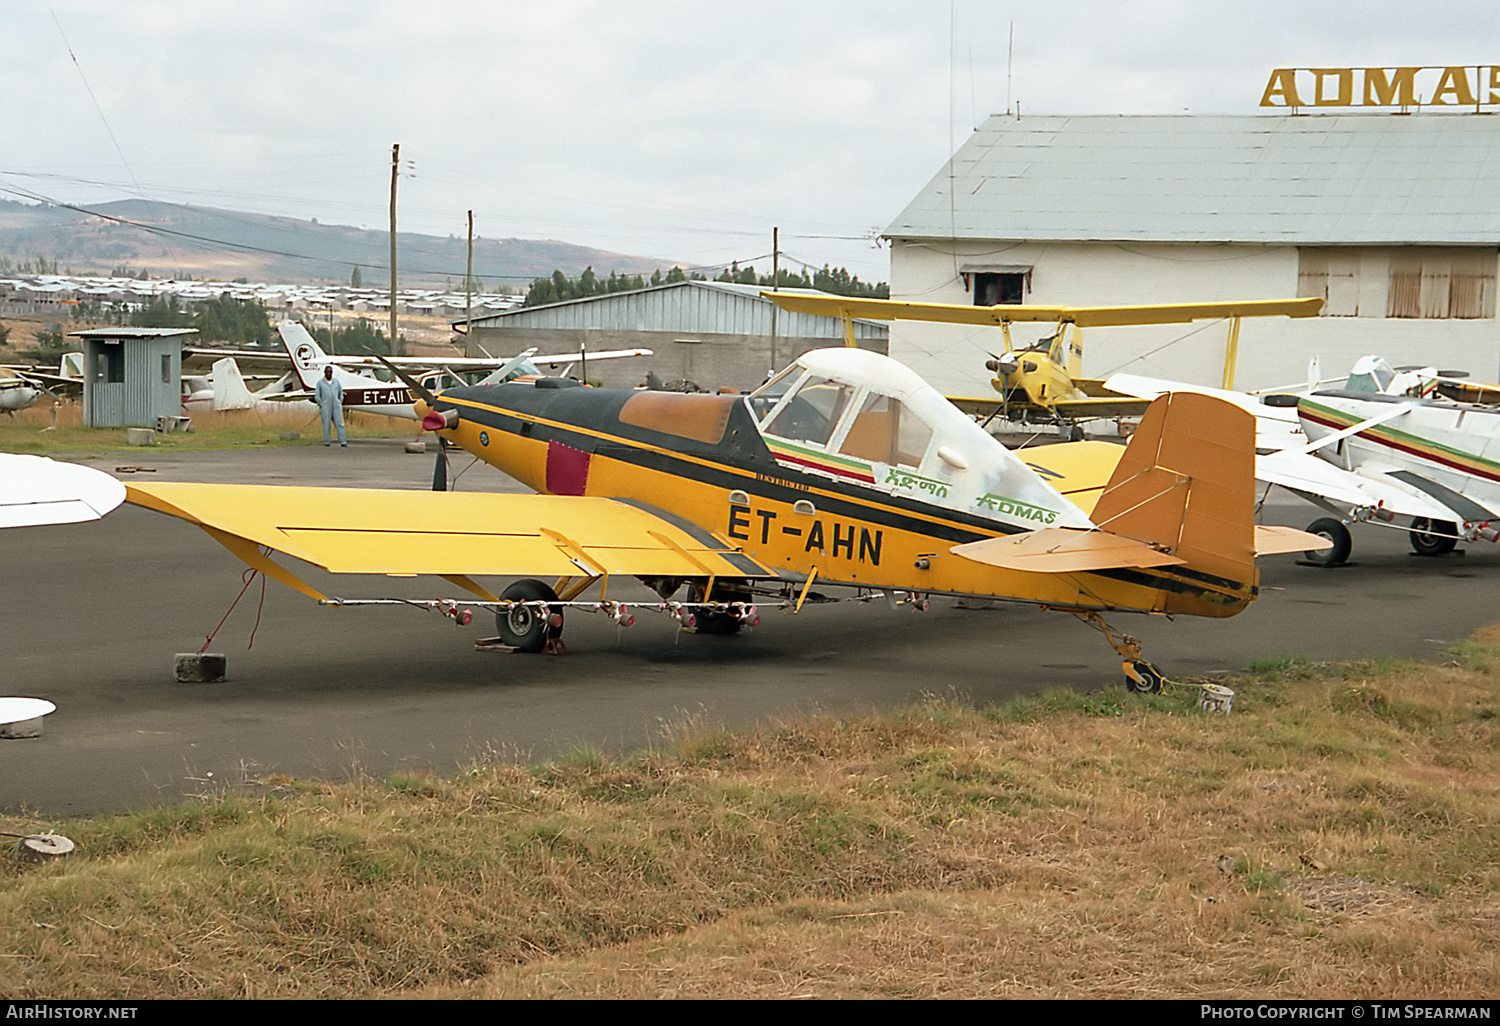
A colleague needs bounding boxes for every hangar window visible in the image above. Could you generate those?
[1298,247,1496,319]
[972,271,1026,307]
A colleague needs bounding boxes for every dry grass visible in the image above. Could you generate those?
[0,402,406,455]
[4,635,1500,999]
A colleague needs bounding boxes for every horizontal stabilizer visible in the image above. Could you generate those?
[952,528,1186,573]
[1254,525,1332,556]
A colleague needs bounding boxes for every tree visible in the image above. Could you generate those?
[310,319,397,356]
[350,265,363,288]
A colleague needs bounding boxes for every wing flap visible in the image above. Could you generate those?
[125,483,773,582]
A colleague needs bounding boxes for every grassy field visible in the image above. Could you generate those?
[2,630,1498,999]
[0,402,409,455]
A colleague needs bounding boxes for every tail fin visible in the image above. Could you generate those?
[1091,392,1256,616]
[277,321,327,390]
[210,358,257,411]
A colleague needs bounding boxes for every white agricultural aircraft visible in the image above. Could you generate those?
[1105,356,1500,565]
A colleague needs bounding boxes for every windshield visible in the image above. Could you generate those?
[763,376,856,448]
[1346,358,1395,394]
[747,365,803,423]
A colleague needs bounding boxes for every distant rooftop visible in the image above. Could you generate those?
[886,114,1500,246]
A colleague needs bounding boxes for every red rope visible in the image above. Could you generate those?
[200,567,261,653]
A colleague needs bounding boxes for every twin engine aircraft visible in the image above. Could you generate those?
[123,342,1323,691]
[1106,355,1500,566]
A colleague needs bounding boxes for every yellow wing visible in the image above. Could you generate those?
[125,483,772,601]
[763,292,1322,328]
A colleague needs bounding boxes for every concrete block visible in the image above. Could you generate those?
[125,428,156,446]
[279,431,301,441]
[405,440,428,454]
[0,716,45,739]
[175,653,227,683]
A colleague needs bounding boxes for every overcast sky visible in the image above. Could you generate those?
[4,1,1498,283]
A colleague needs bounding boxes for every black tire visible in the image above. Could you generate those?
[1068,425,1085,442]
[1125,660,1165,694]
[1409,518,1458,556]
[496,579,561,653]
[1303,518,1352,566]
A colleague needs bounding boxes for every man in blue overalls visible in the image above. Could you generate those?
[315,364,347,447]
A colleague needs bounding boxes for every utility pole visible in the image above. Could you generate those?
[465,209,474,353]
[769,225,779,374]
[389,143,399,352]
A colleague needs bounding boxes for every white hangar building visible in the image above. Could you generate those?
[884,113,1500,396]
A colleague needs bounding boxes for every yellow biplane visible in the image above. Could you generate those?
[762,293,1323,436]
[124,344,1324,691]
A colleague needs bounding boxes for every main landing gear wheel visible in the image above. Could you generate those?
[1124,659,1165,694]
[1303,517,1352,566]
[1409,518,1458,557]
[496,579,563,653]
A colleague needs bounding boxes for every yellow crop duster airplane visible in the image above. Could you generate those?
[123,331,1324,692]
[763,293,1324,435]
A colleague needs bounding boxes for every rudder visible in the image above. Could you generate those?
[1091,392,1256,616]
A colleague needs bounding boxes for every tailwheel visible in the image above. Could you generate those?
[1124,659,1165,694]
[1071,610,1170,695]
[496,578,565,654]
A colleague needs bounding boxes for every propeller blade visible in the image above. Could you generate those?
[365,349,439,407]
[432,439,448,492]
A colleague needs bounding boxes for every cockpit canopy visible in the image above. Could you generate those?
[1345,356,1398,395]
[750,363,933,470]
[744,348,1090,530]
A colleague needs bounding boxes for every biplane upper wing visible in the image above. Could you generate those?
[124,483,773,601]
[763,292,1323,328]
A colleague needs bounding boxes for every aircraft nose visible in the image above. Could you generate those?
[421,406,459,432]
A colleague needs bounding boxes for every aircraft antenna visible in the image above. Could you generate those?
[1007,21,1015,115]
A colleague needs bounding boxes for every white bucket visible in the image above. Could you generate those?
[1198,684,1235,715]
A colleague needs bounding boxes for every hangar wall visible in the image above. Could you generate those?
[888,239,1500,397]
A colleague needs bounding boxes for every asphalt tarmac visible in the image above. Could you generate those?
[3,439,1497,817]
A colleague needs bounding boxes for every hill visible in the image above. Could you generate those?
[0,198,665,288]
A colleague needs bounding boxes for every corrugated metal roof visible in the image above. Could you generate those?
[462,280,887,340]
[886,114,1500,245]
